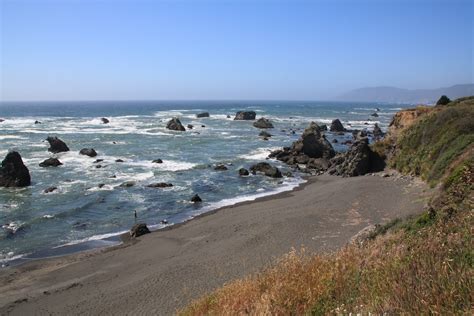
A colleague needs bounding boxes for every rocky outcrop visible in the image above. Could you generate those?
[187,124,193,129]
[152,159,163,164]
[239,168,249,176]
[191,194,202,203]
[388,106,431,138]
[46,136,70,153]
[101,118,110,124]
[39,158,62,167]
[130,223,150,238]
[0,151,31,187]
[0,119,4,123]
[436,95,451,106]
[373,124,384,139]
[214,164,228,171]
[249,162,282,178]
[234,111,256,120]
[330,119,345,132]
[166,118,186,131]
[196,112,210,118]
[34,120,41,124]
[79,148,98,157]
[253,118,274,129]
[328,137,385,177]
[147,183,173,188]
[370,113,379,117]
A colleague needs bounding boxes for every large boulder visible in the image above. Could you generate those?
[234,111,256,120]
[191,194,202,203]
[250,162,282,178]
[330,119,345,132]
[0,151,31,187]
[253,117,274,129]
[39,158,63,167]
[328,137,385,177]
[373,123,384,139]
[79,148,98,157]
[46,136,70,153]
[436,95,451,106]
[196,112,210,118]
[291,122,335,159]
[130,223,150,238]
[166,118,185,131]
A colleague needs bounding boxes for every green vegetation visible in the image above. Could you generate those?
[180,97,473,315]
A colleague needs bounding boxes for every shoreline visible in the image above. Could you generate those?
[0,172,431,315]
[2,175,309,268]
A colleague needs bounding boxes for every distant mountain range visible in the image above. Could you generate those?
[336,84,474,104]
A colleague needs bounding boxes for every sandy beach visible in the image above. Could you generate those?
[0,173,430,315]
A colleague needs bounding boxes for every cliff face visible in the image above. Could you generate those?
[387,106,432,138]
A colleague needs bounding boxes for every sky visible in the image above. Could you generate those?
[0,0,472,101]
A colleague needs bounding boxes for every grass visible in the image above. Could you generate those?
[180,97,474,315]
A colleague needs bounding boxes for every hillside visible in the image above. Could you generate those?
[337,84,474,104]
[181,97,474,315]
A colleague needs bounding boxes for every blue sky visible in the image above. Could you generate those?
[0,0,472,101]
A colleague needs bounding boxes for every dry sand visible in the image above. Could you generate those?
[0,173,431,315]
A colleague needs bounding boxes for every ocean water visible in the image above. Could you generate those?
[0,100,409,265]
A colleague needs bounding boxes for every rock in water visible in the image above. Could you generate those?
[249,162,282,178]
[166,118,186,131]
[147,183,173,188]
[370,113,379,117]
[34,120,41,124]
[436,95,451,106]
[292,122,335,159]
[152,159,163,164]
[0,151,31,187]
[191,194,202,203]
[253,118,274,129]
[46,136,70,153]
[330,119,345,132]
[196,112,210,118]
[238,168,250,176]
[101,117,110,124]
[44,186,57,193]
[373,123,384,139]
[234,111,256,120]
[259,131,272,138]
[187,124,194,129]
[328,137,385,177]
[130,223,150,238]
[79,148,98,157]
[39,158,62,167]
[214,164,228,171]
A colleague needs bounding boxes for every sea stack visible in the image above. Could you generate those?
[0,151,31,187]
[46,136,70,153]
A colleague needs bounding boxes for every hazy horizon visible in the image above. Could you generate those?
[1,0,473,101]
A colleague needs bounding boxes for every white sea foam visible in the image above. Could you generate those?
[238,147,280,160]
[56,231,127,247]
[127,159,197,171]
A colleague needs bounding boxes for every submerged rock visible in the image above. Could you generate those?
[253,117,274,129]
[330,119,345,132]
[371,113,379,117]
[39,158,62,167]
[115,159,124,163]
[196,112,210,118]
[191,194,202,203]
[0,151,31,187]
[44,186,57,193]
[249,162,282,178]
[259,131,272,138]
[238,168,250,176]
[152,159,163,164]
[119,181,135,188]
[130,223,150,238]
[46,136,70,153]
[79,148,98,157]
[214,164,228,171]
[166,118,186,131]
[187,124,194,129]
[147,182,173,188]
[234,111,256,120]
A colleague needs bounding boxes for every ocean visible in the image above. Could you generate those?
[0,100,408,266]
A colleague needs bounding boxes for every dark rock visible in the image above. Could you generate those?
[330,119,345,132]
[249,162,282,178]
[44,186,57,193]
[307,158,330,171]
[259,131,272,138]
[130,223,150,238]
[95,165,103,169]
[187,124,194,129]
[160,219,168,225]
[373,123,384,139]
[94,159,104,163]
[119,181,135,187]
[238,168,249,176]
[253,117,274,129]
[283,171,293,177]
[376,107,380,111]
[354,130,367,140]
[79,148,98,157]
[234,111,256,120]
[332,139,338,143]
[319,124,328,131]
[342,140,353,145]
[328,137,385,177]
[196,112,210,118]
[39,158,62,167]
[436,95,451,106]
[191,194,202,203]
[290,122,335,160]
[0,119,4,122]
[201,125,206,128]
[370,113,379,117]
[152,159,163,164]
[98,183,105,188]
[214,164,228,171]
[46,136,70,153]
[34,120,41,124]
[166,118,185,131]
[147,182,173,188]
[0,151,31,187]
[115,159,124,163]
[101,117,110,124]
[226,115,231,118]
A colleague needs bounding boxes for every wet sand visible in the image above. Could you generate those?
[0,173,430,315]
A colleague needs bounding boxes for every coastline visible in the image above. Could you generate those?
[0,172,431,315]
